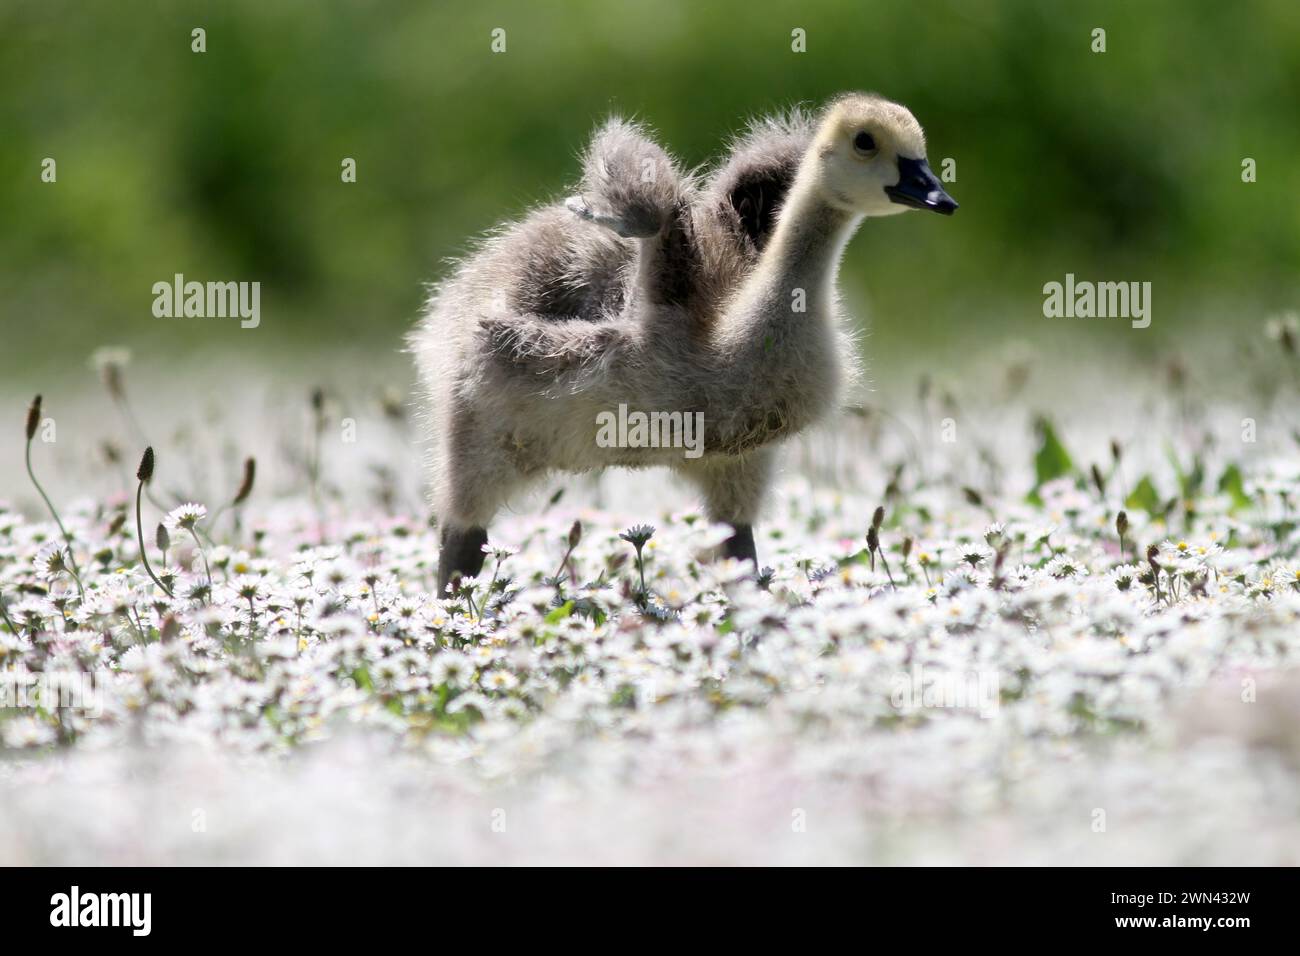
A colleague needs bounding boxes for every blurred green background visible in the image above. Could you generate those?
[2,0,1297,380]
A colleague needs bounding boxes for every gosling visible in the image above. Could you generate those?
[410,92,957,591]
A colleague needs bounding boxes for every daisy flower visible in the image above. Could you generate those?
[166,503,208,532]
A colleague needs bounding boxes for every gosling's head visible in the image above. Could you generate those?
[811,92,957,217]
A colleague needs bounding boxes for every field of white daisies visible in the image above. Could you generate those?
[3,325,1300,865]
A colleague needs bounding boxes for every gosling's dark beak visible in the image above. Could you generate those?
[885,156,958,215]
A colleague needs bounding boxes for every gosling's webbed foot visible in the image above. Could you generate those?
[438,525,489,594]
[565,195,661,239]
[568,117,685,239]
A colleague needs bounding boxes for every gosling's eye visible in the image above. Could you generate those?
[853,131,877,154]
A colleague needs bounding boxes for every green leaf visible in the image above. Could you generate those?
[1166,447,1205,498]
[1125,475,1161,513]
[1027,417,1075,503]
[1033,417,1074,485]
[836,547,871,568]
[544,600,574,624]
[1217,464,1251,511]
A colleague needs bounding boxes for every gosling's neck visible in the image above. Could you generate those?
[725,168,862,340]
[764,171,862,294]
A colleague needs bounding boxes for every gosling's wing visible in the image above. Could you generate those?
[708,107,817,254]
[726,164,797,252]
[566,117,690,239]
[480,313,627,379]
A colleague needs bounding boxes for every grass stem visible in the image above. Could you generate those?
[25,421,85,600]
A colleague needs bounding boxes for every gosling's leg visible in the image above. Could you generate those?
[723,523,758,566]
[679,449,774,571]
[438,525,489,594]
[433,412,519,595]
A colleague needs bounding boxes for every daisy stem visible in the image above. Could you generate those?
[135,480,173,597]
[63,560,85,599]
[188,527,213,601]
[25,436,85,600]
[483,558,504,614]
[552,542,578,593]
[127,607,148,644]
[637,548,648,606]
[0,589,16,635]
[112,391,149,451]
[206,504,227,534]
[308,391,326,545]
[878,550,897,590]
